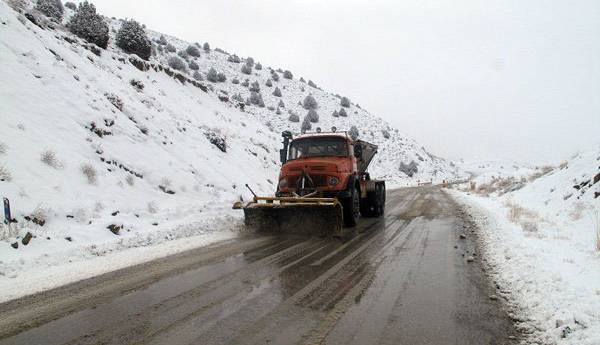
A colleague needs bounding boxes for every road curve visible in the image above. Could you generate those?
[0,187,518,345]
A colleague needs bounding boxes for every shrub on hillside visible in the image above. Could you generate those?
[186,45,201,57]
[382,129,390,139]
[36,0,64,22]
[67,1,109,49]
[272,86,282,97]
[204,130,227,153]
[116,19,152,60]
[245,57,254,66]
[232,78,239,84]
[217,72,227,82]
[203,42,210,52]
[168,56,186,72]
[249,81,260,92]
[64,1,75,10]
[399,160,419,177]
[255,63,262,70]
[307,109,319,123]
[130,79,144,91]
[105,93,123,111]
[348,125,359,140]
[166,43,176,53]
[250,91,265,107]
[188,59,199,71]
[158,35,168,45]
[81,163,97,184]
[302,95,318,110]
[207,67,218,82]
[283,70,293,79]
[299,77,306,83]
[341,96,350,108]
[339,108,347,117]
[241,64,252,75]
[227,54,241,63]
[288,113,300,122]
[0,164,11,182]
[241,79,249,87]
[301,116,311,132]
[271,71,279,81]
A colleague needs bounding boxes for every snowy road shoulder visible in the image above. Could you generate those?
[0,213,240,303]
[449,189,600,345]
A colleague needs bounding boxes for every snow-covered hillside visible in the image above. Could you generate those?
[453,147,600,345]
[0,0,461,297]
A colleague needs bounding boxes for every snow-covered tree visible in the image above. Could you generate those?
[227,54,241,63]
[116,19,152,60]
[382,129,390,139]
[278,99,285,108]
[265,79,273,87]
[166,43,176,53]
[67,1,109,49]
[272,87,282,97]
[339,108,348,117]
[207,67,218,82]
[307,109,319,123]
[399,160,419,177]
[332,110,339,117]
[168,56,186,71]
[245,57,255,66]
[348,125,359,140]
[341,96,351,108]
[241,64,252,75]
[302,95,318,110]
[250,91,265,107]
[255,63,262,70]
[36,0,64,22]
[271,71,280,81]
[217,72,227,82]
[185,45,201,57]
[158,35,168,45]
[203,42,210,52]
[64,1,75,10]
[283,70,293,79]
[288,113,300,122]
[192,71,203,81]
[188,59,199,71]
[249,81,260,92]
[308,80,317,88]
[301,116,312,132]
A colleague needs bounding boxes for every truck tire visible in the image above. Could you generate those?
[343,186,360,227]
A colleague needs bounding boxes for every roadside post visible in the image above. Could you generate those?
[3,197,14,237]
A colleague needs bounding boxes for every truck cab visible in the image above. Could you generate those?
[276,130,385,226]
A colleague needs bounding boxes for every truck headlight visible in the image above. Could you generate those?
[278,178,287,189]
[327,176,339,185]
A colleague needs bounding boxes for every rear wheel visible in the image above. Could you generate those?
[343,187,360,227]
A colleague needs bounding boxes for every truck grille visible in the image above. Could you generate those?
[288,174,328,188]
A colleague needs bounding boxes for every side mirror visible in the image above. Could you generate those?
[280,149,287,164]
[354,144,363,158]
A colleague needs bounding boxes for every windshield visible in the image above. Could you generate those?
[288,137,348,160]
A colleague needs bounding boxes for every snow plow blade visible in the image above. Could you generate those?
[241,197,344,237]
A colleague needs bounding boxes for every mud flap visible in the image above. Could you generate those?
[243,203,344,237]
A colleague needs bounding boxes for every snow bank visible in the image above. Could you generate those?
[450,147,600,345]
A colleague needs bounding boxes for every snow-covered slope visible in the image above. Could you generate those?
[453,147,600,344]
[0,0,461,295]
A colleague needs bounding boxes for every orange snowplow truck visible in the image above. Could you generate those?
[238,129,386,237]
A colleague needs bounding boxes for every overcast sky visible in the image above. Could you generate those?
[89,0,599,164]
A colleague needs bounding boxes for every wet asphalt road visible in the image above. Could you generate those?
[0,187,517,345]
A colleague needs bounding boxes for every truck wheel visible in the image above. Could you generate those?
[343,187,360,227]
